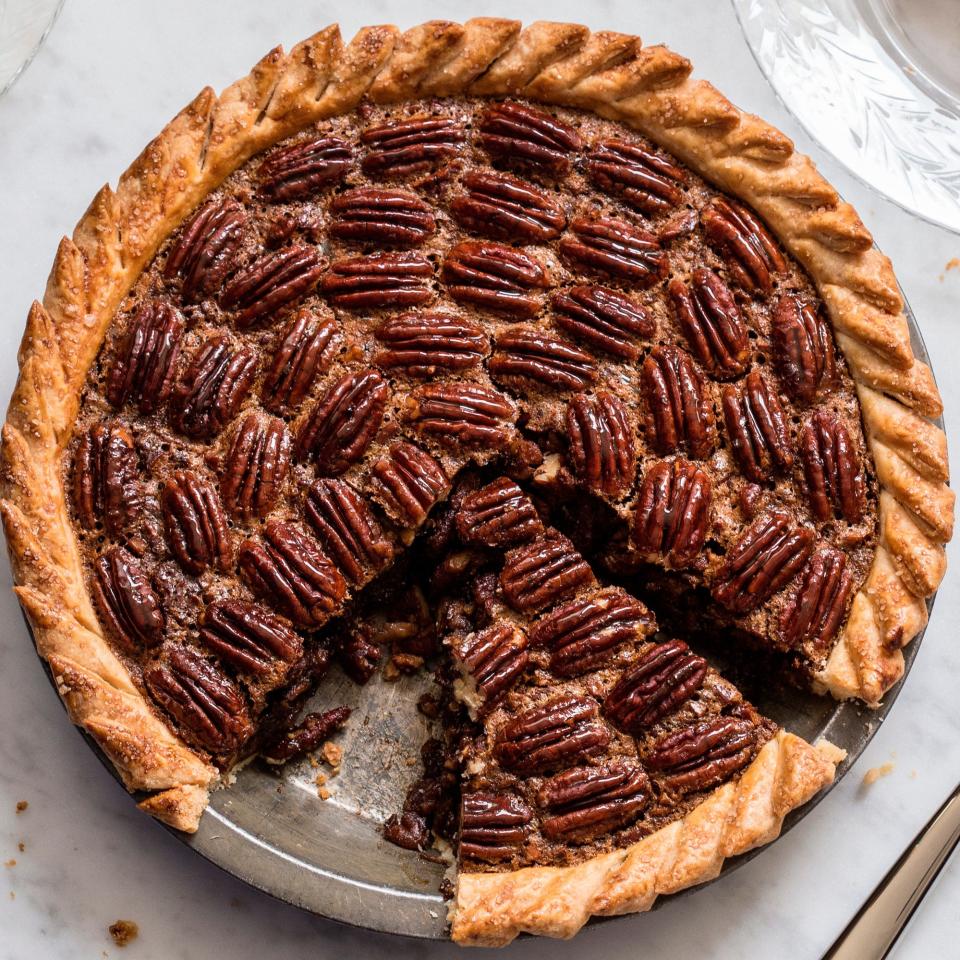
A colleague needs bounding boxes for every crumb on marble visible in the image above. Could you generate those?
[17,843,24,854]
[3,860,15,869]
[315,772,331,800]
[8,891,14,900]
[947,257,960,272]
[863,761,895,786]
[322,741,343,771]
[108,920,139,948]
[15,801,27,814]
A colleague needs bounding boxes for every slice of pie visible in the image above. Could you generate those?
[0,18,951,946]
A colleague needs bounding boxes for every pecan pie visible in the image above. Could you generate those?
[1,18,952,948]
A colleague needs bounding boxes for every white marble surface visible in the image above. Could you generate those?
[1,1,958,957]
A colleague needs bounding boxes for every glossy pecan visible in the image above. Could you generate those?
[370,441,449,527]
[374,311,487,376]
[257,135,352,201]
[262,706,352,764]
[328,188,436,247]
[539,760,651,841]
[450,170,566,243]
[559,217,666,286]
[442,241,548,319]
[668,269,750,379]
[199,599,302,678]
[701,197,786,295]
[361,115,465,179]
[407,381,516,446]
[780,547,855,656]
[566,392,636,498]
[322,252,433,309]
[294,369,388,473]
[169,336,257,439]
[712,510,815,614]
[604,640,708,733]
[459,792,532,863]
[800,410,867,524]
[163,199,248,300]
[72,423,140,537]
[721,370,794,484]
[106,300,185,413]
[161,470,232,575]
[641,345,715,459]
[452,623,529,709]
[500,532,594,613]
[632,459,712,568]
[261,310,339,416]
[238,520,347,629]
[551,285,653,360]
[494,694,609,774]
[587,139,685,215]
[476,102,582,175]
[220,413,292,521]
[772,295,836,406]
[455,477,544,548]
[92,547,164,652]
[489,327,597,391]
[219,245,324,329]
[304,478,393,585]
[530,587,654,677]
[339,626,382,684]
[145,645,252,754]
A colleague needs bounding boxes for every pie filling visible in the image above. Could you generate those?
[63,97,877,882]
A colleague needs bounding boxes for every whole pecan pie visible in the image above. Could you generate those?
[1,18,953,947]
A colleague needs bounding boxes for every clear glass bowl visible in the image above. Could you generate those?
[0,0,64,97]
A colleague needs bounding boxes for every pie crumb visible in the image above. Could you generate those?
[946,257,960,272]
[315,773,332,800]
[322,741,343,771]
[17,842,24,853]
[108,920,139,948]
[319,786,332,801]
[14,801,28,814]
[862,761,895,786]
[4,860,15,869]
[8,891,14,900]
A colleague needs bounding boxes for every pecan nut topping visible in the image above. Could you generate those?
[632,459,712,568]
[800,409,867,524]
[199,599,302,678]
[455,477,544,548]
[559,217,666,286]
[257,135,352,201]
[361,115,465,179]
[500,532,595,613]
[712,510,815,614]
[551,285,654,360]
[459,792,532,864]
[220,413,292,520]
[370,441,449,527]
[145,645,253,754]
[329,187,437,247]
[339,625,383,684]
[304,478,393,585]
[92,547,164,652]
[407,381,516,446]
[295,369,388,473]
[219,244,324,329]
[701,197,786,295]
[771,294,836,406]
[450,170,567,243]
[374,311,487,376]
[106,300,185,413]
[668,269,750,378]
[603,639,708,733]
[452,623,529,710]
[490,327,597,391]
[163,199,248,300]
[262,706,352,764]
[721,370,794,484]
[442,241,549,319]
[586,139,686,215]
[566,392,636,498]
[260,310,339,417]
[493,694,610,775]
[538,760,651,841]
[321,252,433,309]
[530,587,654,677]
[161,470,232,575]
[476,102,582,175]
[238,520,347,628]
[780,547,855,656]
[641,345,715,459]
[169,336,257,439]
[73,423,140,537]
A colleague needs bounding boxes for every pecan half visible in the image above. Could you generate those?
[261,310,339,416]
[374,311,487,376]
[566,392,636,498]
[551,285,653,360]
[257,135,352,201]
[219,245,324,329]
[106,300,184,413]
[407,381,516,446]
[459,792,532,863]
[220,413,292,521]
[500,532,594,613]
[294,369,388,472]
[370,441,449,527]
[780,547,855,656]
[442,241,548,319]
[163,199,248,299]
[322,252,433,309]
[530,587,654,677]
[339,626,382,684]
[199,599,302,678]
[73,423,140,537]
[559,217,666,286]
[304,478,393,585]
[490,327,597,391]
[450,170,566,243]
[587,139,685,215]
[169,336,257,439]
[455,477,544,548]
[238,520,347,628]
[329,188,436,247]
[800,410,867,524]
[476,102,582,175]
[668,270,749,378]
[721,370,794,484]
[145,645,252,754]
[701,197,786,295]
[772,295,836,406]
[539,760,651,842]
[161,470,232,575]
[452,623,529,709]
[604,640,707,733]
[632,459,712,568]
[494,694,609,775]
[641,345,715,459]
[262,706,352,764]
[361,116,465,179]
[712,510,815,614]
[92,547,164,652]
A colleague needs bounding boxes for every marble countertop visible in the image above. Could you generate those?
[1,2,958,958]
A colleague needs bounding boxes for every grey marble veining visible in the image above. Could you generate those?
[0,2,958,958]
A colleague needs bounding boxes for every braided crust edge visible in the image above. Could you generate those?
[0,20,948,830]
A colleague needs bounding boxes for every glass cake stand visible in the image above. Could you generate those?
[0,0,64,98]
